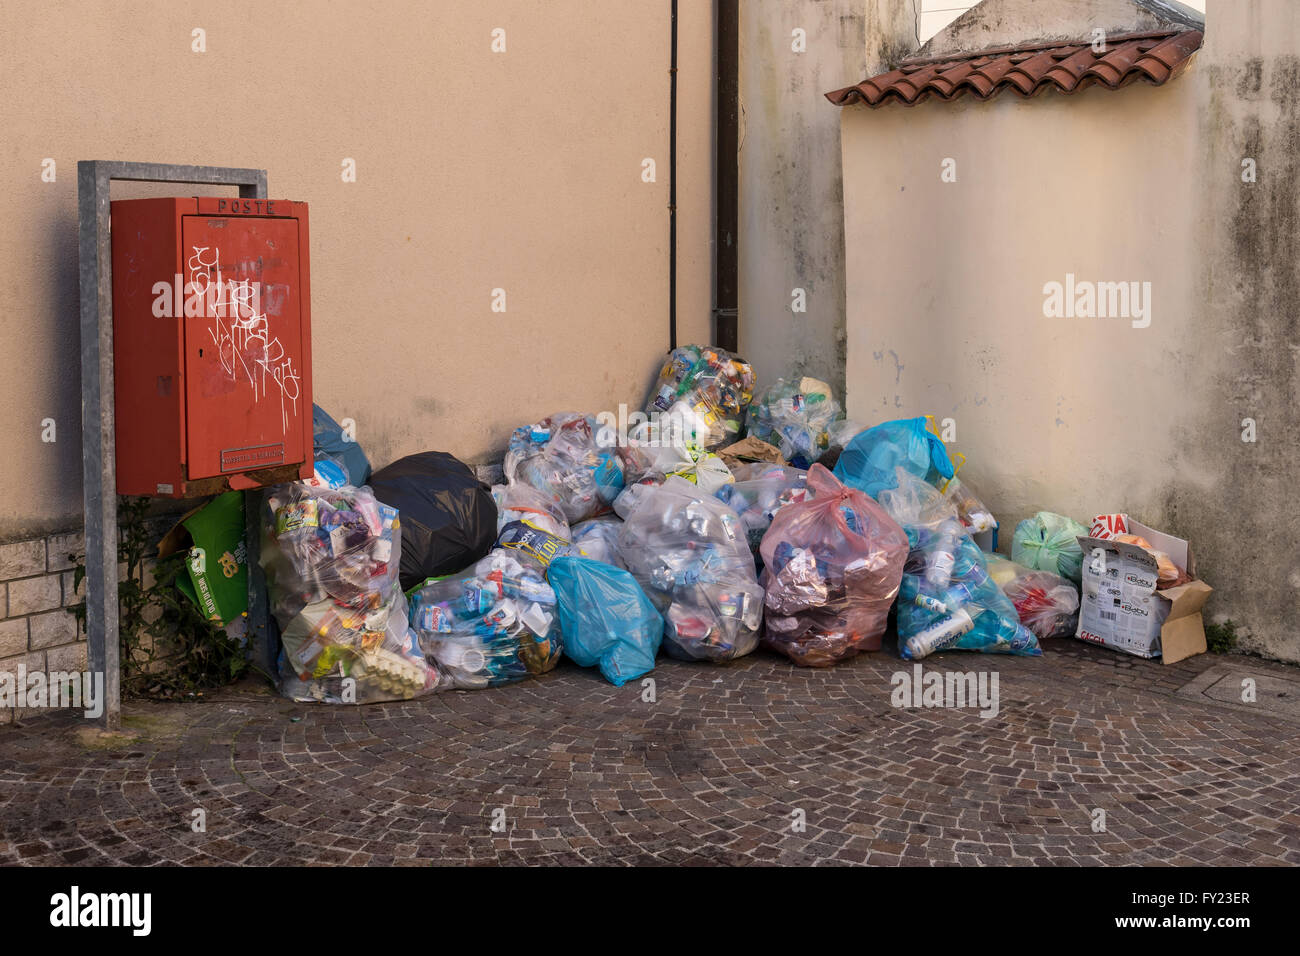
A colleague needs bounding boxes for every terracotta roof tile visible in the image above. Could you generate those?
[826,29,1203,108]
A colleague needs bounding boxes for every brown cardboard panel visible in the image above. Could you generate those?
[1161,611,1208,665]
[156,501,207,558]
[1162,579,1213,621]
[718,436,785,470]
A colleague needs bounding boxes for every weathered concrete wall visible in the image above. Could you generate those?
[921,0,1204,56]
[919,0,1208,47]
[840,0,1299,662]
[738,0,916,400]
[1183,1,1300,661]
[0,0,715,539]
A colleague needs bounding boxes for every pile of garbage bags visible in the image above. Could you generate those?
[758,465,908,666]
[253,356,1146,706]
[261,483,440,704]
[616,476,764,661]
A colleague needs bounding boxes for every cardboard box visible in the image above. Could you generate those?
[1074,520,1212,664]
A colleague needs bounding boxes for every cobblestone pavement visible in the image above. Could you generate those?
[1,641,1298,866]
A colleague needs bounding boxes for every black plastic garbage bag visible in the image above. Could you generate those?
[368,451,497,590]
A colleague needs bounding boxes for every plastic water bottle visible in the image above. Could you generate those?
[924,518,963,590]
[903,606,974,660]
[940,581,978,609]
[968,611,1035,652]
[912,593,947,614]
[496,573,556,606]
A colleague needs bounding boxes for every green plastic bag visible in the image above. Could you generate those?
[174,492,248,625]
[1011,511,1086,584]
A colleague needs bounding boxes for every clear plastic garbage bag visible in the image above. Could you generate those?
[616,476,764,662]
[504,412,627,523]
[757,464,908,666]
[827,419,868,451]
[644,345,756,450]
[878,467,956,531]
[941,476,996,534]
[491,482,570,541]
[714,463,809,561]
[622,418,735,492]
[569,516,626,569]
[261,483,440,703]
[745,377,843,468]
[408,550,563,689]
[985,553,1080,640]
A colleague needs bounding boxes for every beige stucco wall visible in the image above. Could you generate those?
[0,0,715,538]
[840,0,1300,662]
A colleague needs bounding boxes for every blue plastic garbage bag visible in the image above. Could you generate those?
[878,472,1040,661]
[833,417,954,498]
[896,531,1042,660]
[548,556,663,686]
[313,404,371,486]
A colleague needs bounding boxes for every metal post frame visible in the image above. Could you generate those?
[78,161,267,730]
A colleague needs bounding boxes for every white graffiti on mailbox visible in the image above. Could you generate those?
[188,246,300,432]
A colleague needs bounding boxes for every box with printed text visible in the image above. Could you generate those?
[1074,520,1212,664]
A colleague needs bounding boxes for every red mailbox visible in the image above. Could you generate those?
[111,197,313,497]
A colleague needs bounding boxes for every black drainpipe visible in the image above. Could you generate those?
[669,0,678,350]
[714,0,739,352]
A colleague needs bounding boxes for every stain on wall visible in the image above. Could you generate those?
[1177,36,1300,661]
